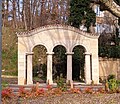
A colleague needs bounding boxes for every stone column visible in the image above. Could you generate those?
[18,53,26,85]
[46,52,54,84]
[85,52,91,84]
[26,52,34,85]
[66,52,74,83]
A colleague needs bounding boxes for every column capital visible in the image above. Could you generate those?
[65,52,74,55]
[26,52,34,55]
[46,52,54,55]
[84,52,91,55]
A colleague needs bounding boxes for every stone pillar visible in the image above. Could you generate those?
[26,52,34,85]
[46,52,54,84]
[66,52,74,83]
[18,53,26,85]
[92,55,99,84]
[85,52,91,84]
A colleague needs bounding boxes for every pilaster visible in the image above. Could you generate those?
[85,52,91,84]
[66,52,74,83]
[46,52,54,84]
[26,52,34,85]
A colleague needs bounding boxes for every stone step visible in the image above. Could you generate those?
[9,83,57,89]
[8,83,105,94]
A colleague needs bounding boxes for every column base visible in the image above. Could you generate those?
[92,80,99,84]
[18,77,26,85]
[46,79,53,85]
[85,80,92,84]
[27,80,33,85]
[66,79,73,84]
[85,80,100,85]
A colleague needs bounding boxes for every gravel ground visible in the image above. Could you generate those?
[3,93,120,104]
[23,93,120,104]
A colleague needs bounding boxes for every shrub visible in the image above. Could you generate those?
[97,88,105,93]
[29,84,45,97]
[117,80,120,85]
[35,88,45,96]
[56,74,67,91]
[108,79,119,92]
[70,88,81,94]
[2,88,14,99]
[106,74,120,93]
[46,85,52,91]
[84,87,93,94]
[2,81,9,89]
[18,86,28,97]
[31,85,38,93]
[52,88,62,95]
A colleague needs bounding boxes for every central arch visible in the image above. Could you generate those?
[72,45,86,83]
[53,45,67,82]
[17,24,99,85]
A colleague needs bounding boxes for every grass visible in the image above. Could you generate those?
[2,81,9,89]
[2,70,18,76]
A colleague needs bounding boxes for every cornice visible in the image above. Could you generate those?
[16,24,99,39]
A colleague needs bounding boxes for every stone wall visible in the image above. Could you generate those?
[99,57,120,80]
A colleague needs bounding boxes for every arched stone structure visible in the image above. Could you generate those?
[17,24,99,85]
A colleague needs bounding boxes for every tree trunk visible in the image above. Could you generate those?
[24,0,31,30]
[17,0,20,22]
[12,0,18,28]
[23,0,27,30]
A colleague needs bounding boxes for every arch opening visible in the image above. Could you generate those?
[32,45,47,83]
[53,45,67,82]
[72,45,86,83]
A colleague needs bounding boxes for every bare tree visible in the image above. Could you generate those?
[2,0,70,30]
[12,0,17,28]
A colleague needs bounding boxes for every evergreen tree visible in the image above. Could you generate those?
[68,0,96,31]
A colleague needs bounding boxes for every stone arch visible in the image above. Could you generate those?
[72,45,86,83]
[31,43,48,53]
[17,24,99,85]
[71,44,87,53]
[32,45,47,83]
[52,43,67,52]
[52,45,67,82]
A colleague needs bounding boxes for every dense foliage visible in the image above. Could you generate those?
[99,31,120,58]
[99,46,120,58]
[68,0,96,31]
